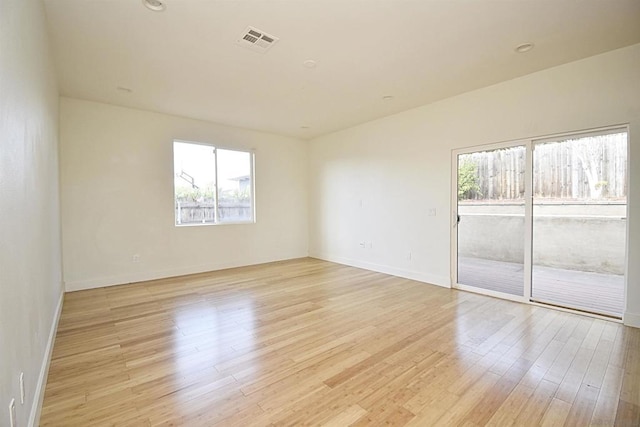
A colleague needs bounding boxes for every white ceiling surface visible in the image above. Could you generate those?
[44,0,640,140]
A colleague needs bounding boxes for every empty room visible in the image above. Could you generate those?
[2,0,640,425]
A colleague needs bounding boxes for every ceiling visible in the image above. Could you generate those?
[43,0,640,140]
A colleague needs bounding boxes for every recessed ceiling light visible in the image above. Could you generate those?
[303,60,317,69]
[117,86,133,93]
[515,43,534,53]
[382,95,394,101]
[143,0,165,12]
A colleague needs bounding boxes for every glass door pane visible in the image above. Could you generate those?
[532,130,627,317]
[457,145,526,296]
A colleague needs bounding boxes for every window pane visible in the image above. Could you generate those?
[457,146,525,296]
[216,149,253,223]
[174,142,216,225]
[531,131,627,317]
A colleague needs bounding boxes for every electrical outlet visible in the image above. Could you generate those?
[8,398,16,427]
[428,208,437,216]
[407,251,412,260]
[132,254,140,263]
[359,242,366,248]
[19,372,24,404]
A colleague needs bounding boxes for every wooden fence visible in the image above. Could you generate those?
[460,133,627,201]
[176,202,251,224]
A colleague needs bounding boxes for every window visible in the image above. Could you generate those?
[173,141,254,226]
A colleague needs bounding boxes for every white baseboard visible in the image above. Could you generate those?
[64,253,308,291]
[310,252,451,288]
[623,311,640,328]
[29,290,64,427]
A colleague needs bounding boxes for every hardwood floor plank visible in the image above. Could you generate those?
[590,365,623,426]
[485,382,535,426]
[317,404,369,427]
[619,327,640,406]
[513,379,558,425]
[540,398,572,427]
[434,371,502,425]
[563,382,600,425]
[40,258,640,426]
[462,361,529,426]
[555,339,597,403]
[614,399,640,427]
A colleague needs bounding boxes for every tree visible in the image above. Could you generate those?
[573,136,606,199]
[458,159,480,200]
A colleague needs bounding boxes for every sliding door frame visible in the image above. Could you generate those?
[529,125,629,318]
[450,124,628,320]
[450,139,533,304]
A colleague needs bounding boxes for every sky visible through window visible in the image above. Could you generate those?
[173,142,250,194]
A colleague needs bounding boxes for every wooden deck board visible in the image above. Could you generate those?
[458,256,624,317]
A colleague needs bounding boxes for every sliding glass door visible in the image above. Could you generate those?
[531,130,627,317]
[453,127,627,318]
[456,144,527,297]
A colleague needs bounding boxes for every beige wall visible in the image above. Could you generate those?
[60,98,309,291]
[308,44,640,327]
[0,0,63,424]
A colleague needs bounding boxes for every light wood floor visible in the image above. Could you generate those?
[41,258,640,426]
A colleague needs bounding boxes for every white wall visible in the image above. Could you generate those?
[0,0,63,425]
[60,98,308,291]
[308,44,640,327]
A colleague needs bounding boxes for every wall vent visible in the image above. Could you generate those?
[236,26,279,53]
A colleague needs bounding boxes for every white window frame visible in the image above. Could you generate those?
[173,140,255,226]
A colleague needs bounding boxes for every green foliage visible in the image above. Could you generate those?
[175,185,215,202]
[176,185,250,204]
[458,159,480,200]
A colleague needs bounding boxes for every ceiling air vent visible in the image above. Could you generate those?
[236,26,279,53]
